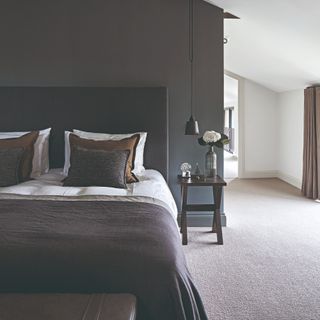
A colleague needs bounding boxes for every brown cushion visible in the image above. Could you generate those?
[0,131,39,182]
[64,147,130,188]
[0,147,25,187]
[69,133,140,183]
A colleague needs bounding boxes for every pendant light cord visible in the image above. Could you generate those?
[189,0,194,118]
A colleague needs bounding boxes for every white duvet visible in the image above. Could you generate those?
[0,169,178,221]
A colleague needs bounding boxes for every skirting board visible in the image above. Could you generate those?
[241,170,302,190]
[241,170,278,179]
[277,171,302,190]
[178,213,226,227]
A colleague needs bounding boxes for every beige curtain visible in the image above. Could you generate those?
[302,87,320,199]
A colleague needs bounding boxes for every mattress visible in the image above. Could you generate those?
[0,169,178,221]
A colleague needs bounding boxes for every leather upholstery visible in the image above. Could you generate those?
[0,293,136,320]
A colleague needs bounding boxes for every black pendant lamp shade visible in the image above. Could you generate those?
[185,0,199,135]
[185,115,199,135]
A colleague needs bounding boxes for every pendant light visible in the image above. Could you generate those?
[185,0,199,135]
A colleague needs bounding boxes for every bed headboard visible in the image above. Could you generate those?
[0,87,169,180]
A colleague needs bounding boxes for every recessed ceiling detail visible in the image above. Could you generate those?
[223,12,239,19]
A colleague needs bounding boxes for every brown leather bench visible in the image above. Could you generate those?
[0,293,136,320]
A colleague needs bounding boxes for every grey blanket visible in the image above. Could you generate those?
[0,199,208,320]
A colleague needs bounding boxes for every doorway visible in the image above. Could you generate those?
[224,74,239,180]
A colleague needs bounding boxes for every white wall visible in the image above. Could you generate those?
[224,74,239,155]
[241,79,278,177]
[277,90,304,188]
[227,71,305,189]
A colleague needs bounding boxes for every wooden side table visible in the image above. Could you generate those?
[177,175,227,245]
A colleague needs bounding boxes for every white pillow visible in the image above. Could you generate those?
[70,130,147,175]
[63,131,72,176]
[0,128,51,178]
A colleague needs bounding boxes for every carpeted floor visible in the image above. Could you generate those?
[184,178,320,320]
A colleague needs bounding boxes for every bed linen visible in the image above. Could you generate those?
[0,178,208,319]
[0,169,177,221]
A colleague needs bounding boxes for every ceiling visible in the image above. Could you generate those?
[206,0,320,92]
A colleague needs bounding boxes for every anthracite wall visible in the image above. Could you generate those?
[0,0,224,225]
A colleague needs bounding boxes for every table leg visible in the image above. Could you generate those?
[212,210,217,233]
[213,186,223,245]
[181,185,188,245]
[180,184,183,234]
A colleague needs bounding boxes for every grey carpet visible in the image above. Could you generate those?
[184,178,320,320]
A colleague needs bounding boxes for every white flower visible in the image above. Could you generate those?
[180,162,192,172]
[203,130,221,143]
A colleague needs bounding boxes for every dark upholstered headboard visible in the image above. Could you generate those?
[0,87,169,180]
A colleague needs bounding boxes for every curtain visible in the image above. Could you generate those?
[302,87,320,199]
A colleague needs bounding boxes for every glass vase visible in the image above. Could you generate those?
[205,146,217,177]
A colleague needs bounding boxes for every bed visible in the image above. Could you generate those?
[0,87,208,320]
[0,169,178,221]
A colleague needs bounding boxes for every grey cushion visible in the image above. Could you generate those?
[0,147,24,187]
[0,293,137,320]
[64,147,130,188]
